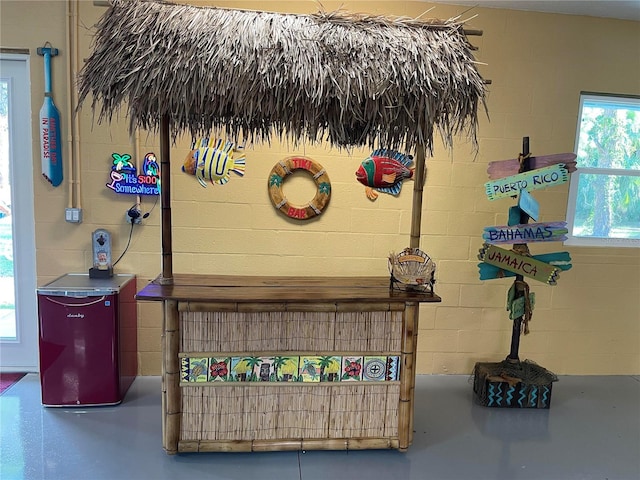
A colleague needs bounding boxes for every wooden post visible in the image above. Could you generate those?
[507,137,530,362]
[159,114,173,285]
[410,145,427,249]
[409,302,419,445]
[407,145,426,445]
[161,302,167,451]
[398,302,417,451]
[163,300,180,454]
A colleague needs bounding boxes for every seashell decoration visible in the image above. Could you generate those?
[388,247,436,292]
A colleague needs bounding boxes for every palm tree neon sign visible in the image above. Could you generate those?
[106,152,160,195]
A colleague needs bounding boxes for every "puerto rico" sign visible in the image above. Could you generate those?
[485,163,569,201]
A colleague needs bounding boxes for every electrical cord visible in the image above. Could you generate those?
[143,195,159,219]
[112,220,134,267]
[128,196,158,221]
[115,196,157,267]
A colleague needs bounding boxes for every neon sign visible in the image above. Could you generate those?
[106,152,160,195]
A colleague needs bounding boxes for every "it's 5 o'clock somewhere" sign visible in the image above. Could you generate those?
[106,152,160,196]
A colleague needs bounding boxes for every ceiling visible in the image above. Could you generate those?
[91,1,640,21]
[433,1,640,22]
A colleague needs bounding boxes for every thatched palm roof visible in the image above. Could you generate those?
[78,0,487,153]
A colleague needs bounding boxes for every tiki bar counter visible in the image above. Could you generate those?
[78,0,486,455]
[137,275,440,453]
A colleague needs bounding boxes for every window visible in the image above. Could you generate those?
[565,92,640,247]
[0,54,38,369]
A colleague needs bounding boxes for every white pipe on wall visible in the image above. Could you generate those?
[65,0,74,208]
[72,0,81,209]
[64,0,82,210]
[132,129,141,210]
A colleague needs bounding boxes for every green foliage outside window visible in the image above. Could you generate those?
[568,93,640,244]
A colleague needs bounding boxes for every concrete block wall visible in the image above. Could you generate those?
[1,0,638,375]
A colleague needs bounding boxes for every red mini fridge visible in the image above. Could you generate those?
[37,273,137,406]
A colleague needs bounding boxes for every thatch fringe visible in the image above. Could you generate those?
[78,0,486,153]
[180,310,403,353]
[181,384,399,442]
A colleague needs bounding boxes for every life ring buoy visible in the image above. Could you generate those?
[268,156,331,220]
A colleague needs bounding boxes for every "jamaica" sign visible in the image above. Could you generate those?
[478,243,561,285]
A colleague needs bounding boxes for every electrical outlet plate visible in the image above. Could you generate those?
[126,208,142,224]
[65,208,82,223]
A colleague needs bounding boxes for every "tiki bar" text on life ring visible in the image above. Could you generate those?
[268,156,331,220]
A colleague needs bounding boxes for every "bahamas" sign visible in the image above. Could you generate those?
[483,222,568,244]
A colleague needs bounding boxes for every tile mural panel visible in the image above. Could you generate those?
[181,354,400,384]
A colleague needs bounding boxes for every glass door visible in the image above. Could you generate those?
[0,54,38,371]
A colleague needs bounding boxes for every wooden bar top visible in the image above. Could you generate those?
[136,274,441,304]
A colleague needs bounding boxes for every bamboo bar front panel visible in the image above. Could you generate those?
[137,274,440,453]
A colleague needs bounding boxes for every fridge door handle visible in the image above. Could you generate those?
[41,295,107,308]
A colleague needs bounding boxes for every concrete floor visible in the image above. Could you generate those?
[1,374,638,480]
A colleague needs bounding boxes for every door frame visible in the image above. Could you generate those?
[0,53,39,371]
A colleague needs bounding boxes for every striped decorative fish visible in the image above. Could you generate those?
[182,138,246,187]
[356,149,414,200]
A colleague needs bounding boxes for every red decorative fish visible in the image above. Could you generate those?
[356,149,414,200]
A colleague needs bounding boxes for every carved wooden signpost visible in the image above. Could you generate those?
[473,137,574,409]
[478,251,572,281]
[485,163,570,201]
[517,189,539,221]
[478,244,560,285]
[486,152,577,180]
[482,222,568,244]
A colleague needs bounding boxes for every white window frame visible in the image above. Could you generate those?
[565,92,640,248]
[0,53,39,370]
